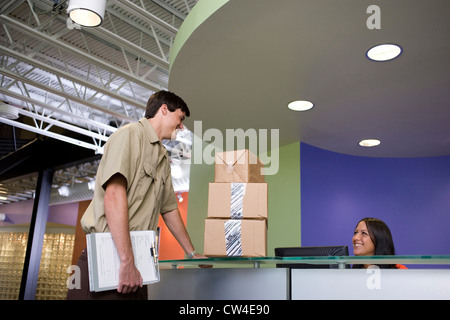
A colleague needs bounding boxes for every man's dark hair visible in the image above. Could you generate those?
[144,90,190,118]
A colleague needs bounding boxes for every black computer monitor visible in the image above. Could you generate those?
[275,246,349,269]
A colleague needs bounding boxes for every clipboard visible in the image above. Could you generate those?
[86,230,160,292]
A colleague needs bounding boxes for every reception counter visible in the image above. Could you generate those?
[148,256,450,300]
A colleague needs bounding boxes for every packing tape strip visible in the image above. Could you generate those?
[230,183,246,219]
[224,220,243,256]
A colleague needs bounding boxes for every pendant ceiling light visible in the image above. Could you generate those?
[67,0,106,27]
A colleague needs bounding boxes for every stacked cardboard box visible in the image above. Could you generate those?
[204,149,268,257]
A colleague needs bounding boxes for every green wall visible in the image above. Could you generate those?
[265,142,301,253]
[186,141,301,256]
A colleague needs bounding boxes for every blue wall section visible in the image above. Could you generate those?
[300,143,450,257]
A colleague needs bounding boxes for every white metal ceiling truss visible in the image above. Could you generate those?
[0,0,197,205]
[0,0,197,153]
[0,159,101,205]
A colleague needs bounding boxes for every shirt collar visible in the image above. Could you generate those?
[139,117,169,163]
[139,117,159,144]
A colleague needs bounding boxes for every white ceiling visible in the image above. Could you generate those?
[169,0,450,158]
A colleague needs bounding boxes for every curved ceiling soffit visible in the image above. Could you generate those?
[169,0,450,158]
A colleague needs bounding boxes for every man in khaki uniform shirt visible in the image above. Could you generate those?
[81,116,178,234]
[67,91,205,300]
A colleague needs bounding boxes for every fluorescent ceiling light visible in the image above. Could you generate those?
[171,164,183,179]
[67,0,106,27]
[58,186,70,197]
[88,180,96,191]
[359,139,381,147]
[0,101,18,119]
[288,100,314,111]
[366,44,402,61]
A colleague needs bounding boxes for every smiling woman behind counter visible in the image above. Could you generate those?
[352,217,407,269]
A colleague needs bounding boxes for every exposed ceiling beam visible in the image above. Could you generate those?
[0,116,105,153]
[151,0,189,20]
[109,0,179,37]
[0,14,165,92]
[1,67,137,123]
[0,87,119,133]
[87,25,170,70]
[1,47,145,111]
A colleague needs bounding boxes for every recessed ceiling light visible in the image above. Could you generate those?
[366,44,402,61]
[288,100,314,111]
[359,139,381,147]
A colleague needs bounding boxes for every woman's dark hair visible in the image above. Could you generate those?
[353,217,397,269]
[144,90,190,119]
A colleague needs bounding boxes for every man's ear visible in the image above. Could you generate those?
[160,104,168,115]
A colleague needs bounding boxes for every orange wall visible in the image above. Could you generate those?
[157,192,189,260]
[71,200,90,265]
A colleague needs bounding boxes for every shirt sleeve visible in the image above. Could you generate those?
[98,126,136,190]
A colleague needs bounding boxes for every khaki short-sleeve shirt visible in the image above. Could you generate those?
[81,118,178,233]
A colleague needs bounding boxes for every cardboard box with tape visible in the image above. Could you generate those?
[203,219,267,257]
[202,149,268,258]
[214,149,265,183]
[207,182,268,219]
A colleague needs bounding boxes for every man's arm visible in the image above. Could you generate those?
[104,173,142,293]
[161,209,206,258]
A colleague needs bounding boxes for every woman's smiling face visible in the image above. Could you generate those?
[352,221,376,256]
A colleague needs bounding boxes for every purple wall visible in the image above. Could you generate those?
[301,143,450,257]
[0,200,79,226]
